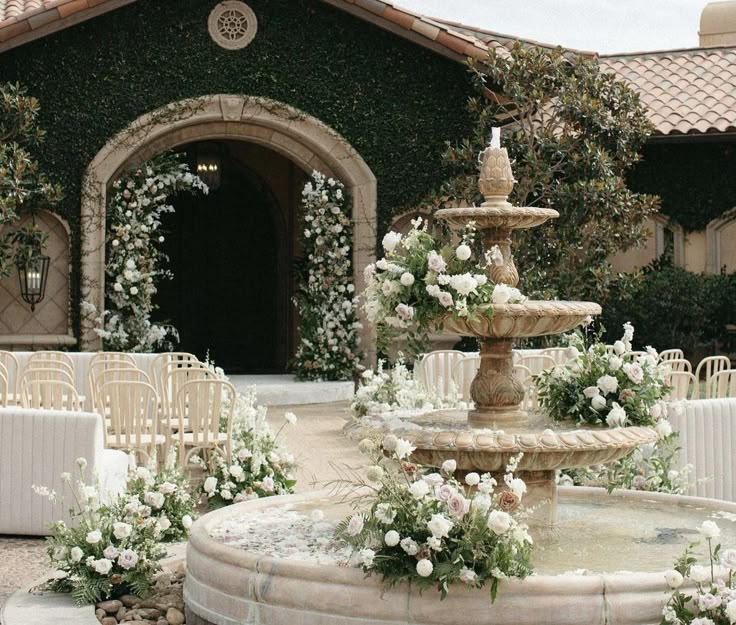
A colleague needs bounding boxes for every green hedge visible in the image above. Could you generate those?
[601,261,736,353]
[0,0,475,336]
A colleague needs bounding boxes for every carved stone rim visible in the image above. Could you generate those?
[442,300,602,319]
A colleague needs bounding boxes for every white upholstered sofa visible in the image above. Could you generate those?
[0,407,129,536]
[669,398,736,501]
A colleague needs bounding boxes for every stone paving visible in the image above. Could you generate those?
[0,400,361,623]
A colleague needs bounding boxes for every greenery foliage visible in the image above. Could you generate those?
[0,82,62,276]
[434,42,660,304]
[601,261,736,352]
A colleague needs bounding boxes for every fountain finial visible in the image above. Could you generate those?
[479,126,515,208]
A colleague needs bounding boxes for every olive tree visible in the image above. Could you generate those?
[437,43,659,303]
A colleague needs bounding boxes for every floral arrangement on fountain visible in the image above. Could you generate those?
[537,322,671,428]
[336,435,533,601]
[35,457,193,605]
[83,152,208,352]
[292,170,362,381]
[661,520,736,625]
[351,357,465,418]
[194,383,297,509]
[363,216,526,356]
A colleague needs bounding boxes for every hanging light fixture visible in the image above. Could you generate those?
[16,213,50,312]
[195,145,222,191]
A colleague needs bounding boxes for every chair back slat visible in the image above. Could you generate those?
[177,379,235,465]
[695,356,732,397]
[452,356,480,402]
[518,354,556,377]
[539,347,570,366]
[665,371,698,401]
[708,370,736,399]
[20,379,80,410]
[417,350,466,399]
[659,349,684,362]
[665,358,692,374]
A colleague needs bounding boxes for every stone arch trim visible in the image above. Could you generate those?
[652,213,685,267]
[706,209,736,274]
[80,94,377,352]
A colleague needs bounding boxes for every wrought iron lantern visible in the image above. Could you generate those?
[17,253,50,312]
[195,147,222,191]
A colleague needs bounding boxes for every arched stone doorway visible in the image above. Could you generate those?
[80,95,377,360]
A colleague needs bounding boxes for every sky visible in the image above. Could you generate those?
[392,0,710,54]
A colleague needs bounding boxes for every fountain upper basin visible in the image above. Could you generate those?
[443,300,602,338]
[185,488,736,625]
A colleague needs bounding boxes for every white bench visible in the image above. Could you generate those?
[0,407,128,536]
[669,398,736,501]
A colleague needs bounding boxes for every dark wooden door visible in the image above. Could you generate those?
[154,173,281,373]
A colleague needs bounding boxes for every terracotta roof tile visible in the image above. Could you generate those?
[601,48,736,135]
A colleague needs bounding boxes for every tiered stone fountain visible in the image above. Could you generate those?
[184,131,735,625]
[346,128,657,525]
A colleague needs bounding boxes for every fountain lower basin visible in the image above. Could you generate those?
[185,488,736,625]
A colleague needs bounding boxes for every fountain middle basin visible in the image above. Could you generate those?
[185,488,736,625]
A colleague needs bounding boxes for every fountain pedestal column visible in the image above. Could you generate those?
[469,338,526,425]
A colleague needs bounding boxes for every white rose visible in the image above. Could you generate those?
[613,340,626,355]
[70,546,84,562]
[158,516,171,531]
[606,402,627,428]
[655,420,672,438]
[92,558,113,575]
[459,567,477,584]
[449,273,478,296]
[441,459,457,474]
[382,231,401,253]
[492,283,512,304]
[395,303,414,320]
[144,491,165,509]
[423,472,444,487]
[465,472,480,486]
[723,549,736,569]
[86,530,102,545]
[664,569,684,588]
[416,559,434,577]
[384,530,400,546]
[359,548,376,568]
[394,438,415,460]
[203,476,217,494]
[623,362,644,384]
[455,244,471,261]
[400,272,415,287]
[689,564,709,583]
[437,291,454,308]
[727,600,736,625]
[508,477,527,498]
[699,593,722,611]
[158,481,177,495]
[591,395,607,410]
[427,250,447,273]
[608,356,623,371]
[182,515,193,530]
[699,520,721,539]
[597,375,619,395]
[117,549,139,570]
[427,513,453,539]
[261,476,275,492]
[583,386,600,398]
[650,402,663,420]
[112,522,132,540]
[410,480,430,499]
[400,537,419,555]
[487,510,511,535]
[347,514,364,536]
[229,465,245,481]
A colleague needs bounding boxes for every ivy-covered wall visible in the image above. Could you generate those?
[0,0,475,336]
[628,141,736,232]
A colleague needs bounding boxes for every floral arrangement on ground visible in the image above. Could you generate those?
[363,216,526,357]
[334,435,533,601]
[292,170,362,381]
[193,369,297,508]
[661,520,736,625]
[83,152,207,352]
[35,453,195,605]
[537,322,672,428]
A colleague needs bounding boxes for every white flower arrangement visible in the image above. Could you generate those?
[537,323,671,428]
[351,357,464,418]
[193,379,297,509]
[293,170,362,381]
[84,152,207,352]
[363,217,525,356]
[336,438,533,601]
[34,460,168,605]
[661,520,736,625]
